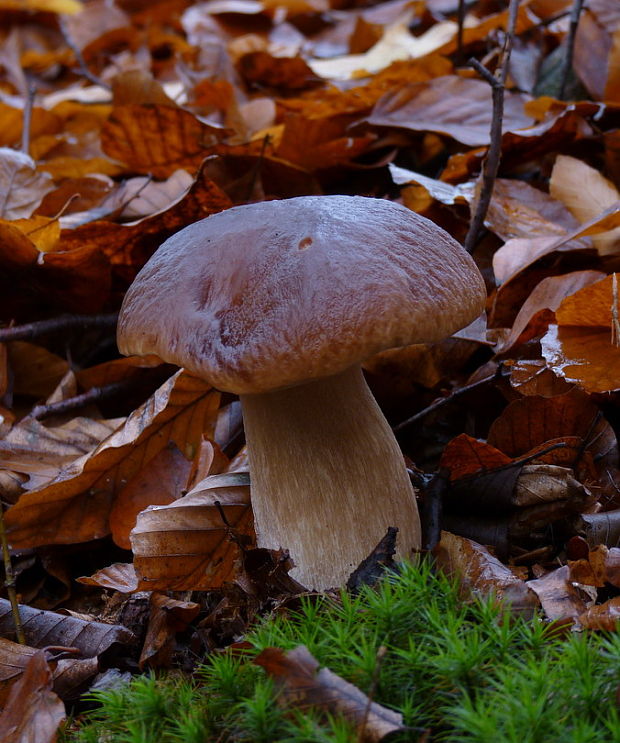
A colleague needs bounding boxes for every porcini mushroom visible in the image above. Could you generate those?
[117,196,486,589]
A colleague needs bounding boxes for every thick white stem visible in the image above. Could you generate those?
[240,365,421,590]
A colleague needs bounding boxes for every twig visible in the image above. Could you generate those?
[58,18,112,91]
[559,0,585,100]
[243,133,271,204]
[0,496,25,644]
[0,312,118,343]
[612,273,620,347]
[30,380,131,419]
[463,0,520,254]
[21,82,36,156]
[393,367,502,433]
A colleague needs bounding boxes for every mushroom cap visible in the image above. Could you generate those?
[117,196,486,394]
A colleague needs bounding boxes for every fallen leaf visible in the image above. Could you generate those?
[0,148,54,220]
[0,651,64,743]
[433,531,539,615]
[139,593,200,669]
[550,155,620,255]
[527,565,594,623]
[109,442,192,549]
[366,75,533,147]
[131,471,253,590]
[101,104,228,179]
[541,324,620,394]
[255,645,404,742]
[5,371,220,548]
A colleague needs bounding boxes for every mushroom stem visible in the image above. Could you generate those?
[240,365,421,589]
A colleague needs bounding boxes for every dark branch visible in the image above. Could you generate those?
[559,0,585,100]
[30,379,131,420]
[463,0,520,254]
[0,312,118,343]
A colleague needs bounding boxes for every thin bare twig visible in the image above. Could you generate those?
[463,0,520,254]
[58,18,112,91]
[393,368,501,433]
[0,497,25,644]
[0,312,118,343]
[559,0,585,100]
[21,82,36,156]
[31,379,131,420]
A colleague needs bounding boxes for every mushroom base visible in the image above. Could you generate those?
[240,365,421,590]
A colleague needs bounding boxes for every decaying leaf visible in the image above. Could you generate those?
[139,593,200,669]
[527,565,596,624]
[131,471,254,590]
[0,599,134,655]
[255,645,404,742]
[5,371,220,548]
[433,531,539,616]
[0,651,65,743]
[0,148,54,220]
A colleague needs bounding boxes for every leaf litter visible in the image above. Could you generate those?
[2,0,620,736]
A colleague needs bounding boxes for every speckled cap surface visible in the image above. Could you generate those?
[117,196,486,394]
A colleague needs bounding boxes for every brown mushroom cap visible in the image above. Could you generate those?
[117,195,486,394]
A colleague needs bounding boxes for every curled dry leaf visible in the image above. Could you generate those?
[367,76,533,147]
[0,414,123,495]
[0,147,54,220]
[578,597,620,631]
[255,645,404,743]
[575,510,620,549]
[569,545,620,588]
[131,471,254,591]
[139,593,200,669]
[78,562,139,593]
[0,651,65,743]
[101,104,228,179]
[541,324,620,394]
[526,565,595,624]
[5,370,220,548]
[550,154,620,255]
[495,270,605,353]
[433,531,539,616]
[487,389,618,469]
[0,637,97,706]
[0,599,134,656]
[109,442,192,549]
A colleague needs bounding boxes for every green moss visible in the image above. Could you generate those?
[66,563,620,742]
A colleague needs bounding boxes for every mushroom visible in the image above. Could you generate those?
[117,195,486,589]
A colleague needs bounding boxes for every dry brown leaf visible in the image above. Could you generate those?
[5,370,220,548]
[101,104,227,179]
[496,270,605,352]
[527,565,594,623]
[78,562,139,593]
[367,75,533,147]
[555,273,617,327]
[541,325,620,394]
[139,593,200,669]
[0,415,123,494]
[131,471,253,590]
[568,545,620,588]
[0,148,54,220]
[0,599,134,655]
[255,645,404,742]
[550,155,620,255]
[487,388,618,468]
[0,651,65,743]
[308,14,455,80]
[110,442,192,549]
[578,597,620,630]
[433,531,539,615]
